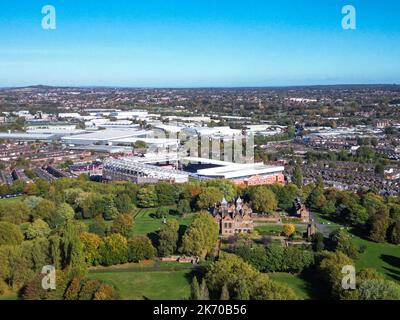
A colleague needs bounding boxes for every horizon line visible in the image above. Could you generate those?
[1,83,400,90]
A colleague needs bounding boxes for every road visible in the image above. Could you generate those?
[310,211,332,238]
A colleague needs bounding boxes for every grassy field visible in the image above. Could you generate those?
[0,197,24,204]
[0,291,18,300]
[132,208,195,236]
[267,273,312,300]
[255,224,307,235]
[88,263,193,300]
[313,212,400,283]
[313,212,342,229]
[351,233,400,282]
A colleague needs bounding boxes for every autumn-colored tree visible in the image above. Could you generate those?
[111,213,133,237]
[94,284,118,300]
[98,233,129,266]
[282,224,296,238]
[0,222,24,245]
[80,232,102,266]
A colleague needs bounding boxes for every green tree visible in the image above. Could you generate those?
[250,186,278,214]
[206,253,260,294]
[264,245,284,272]
[98,233,129,266]
[158,219,179,257]
[155,206,170,219]
[0,201,30,224]
[128,236,156,262]
[190,277,201,300]
[388,220,400,244]
[233,279,250,300]
[114,193,135,214]
[196,187,224,210]
[0,222,24,245]
[220,284,230,300]
[274,184,300,211]
[47,203,75,229]
[204,179,237,202]
[58,221,87,272]
[80,232,102,266]
[181,211,219,257]
[88,216,108,236]
[177,199,191,216]
[330,229,359,259]
[155,183,177,206]
[234,244,268,271]
[306,181,326,210]
[200,278,210,300]
[133,140,147,149]
[137,186,158,208]
[31,199,56,221]
[358,279,400,300]
[111,213,133,237]
[367,214,390,243]
[312,232,325,252]
[316,251,354,299]
[25,219,51,240]
[292,165,303,188]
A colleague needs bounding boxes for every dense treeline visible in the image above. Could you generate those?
[1,174,399,300]
[306,177,400,245]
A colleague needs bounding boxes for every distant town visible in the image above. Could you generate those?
[0,85,400,194]
[0,85,400,302]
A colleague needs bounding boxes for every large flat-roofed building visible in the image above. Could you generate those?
[61,129,148,145]
[103,157,189,184]
[0,132,56,141]
[185,157,285,186]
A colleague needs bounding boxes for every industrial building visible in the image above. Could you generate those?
[103,157,189,184]
[61,128,148,145]
[184,157,285,186]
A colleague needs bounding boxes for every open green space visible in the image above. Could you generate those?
[267,273,311,300]
[0,197,23,205]
[88,266,192,300]
[312,213,400,283]
[0,291,18,300]
[132,208,195,236]
[351,233,400,282]
[255,224,306,235]
[313,212,342,228]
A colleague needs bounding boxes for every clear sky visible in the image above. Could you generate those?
[0,0,400,87]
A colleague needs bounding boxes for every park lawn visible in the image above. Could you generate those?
[351,234,400,283]
[132,208,195,236]
[0,291,18,300]
[0,197,24,205]
[313,212,341,229]
[267,273,311,300]
[88,268,192,300]
[255,224,306,235]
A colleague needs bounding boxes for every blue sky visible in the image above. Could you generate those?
[0,0,400,87]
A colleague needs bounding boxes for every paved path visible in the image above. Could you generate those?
[310,211,332,238]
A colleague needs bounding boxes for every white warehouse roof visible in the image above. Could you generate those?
[61,129,148,145]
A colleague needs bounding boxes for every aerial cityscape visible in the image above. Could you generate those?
[0,0,400,307]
